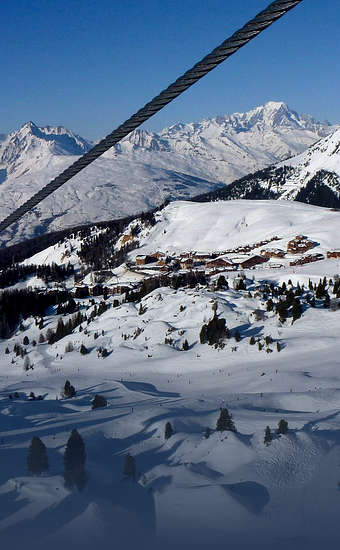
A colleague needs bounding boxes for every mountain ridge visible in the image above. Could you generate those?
[0,101,338,246]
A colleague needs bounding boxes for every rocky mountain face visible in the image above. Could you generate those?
[0,102,337,245]
[195,127,340,208]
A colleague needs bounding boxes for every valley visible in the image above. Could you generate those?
[0,200,339,549]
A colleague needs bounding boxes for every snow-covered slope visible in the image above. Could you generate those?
[133,199,340,256]
[0,102,336,246]
[206,127,340,207]
[1,199,340,549]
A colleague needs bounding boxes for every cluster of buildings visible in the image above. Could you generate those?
[71,234,339,299]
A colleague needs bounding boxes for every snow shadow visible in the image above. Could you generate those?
[119,380,180,398]
[222,481,270,514]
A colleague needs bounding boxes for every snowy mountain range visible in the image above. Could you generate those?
[0,101,337,246]
[202,126,340,207]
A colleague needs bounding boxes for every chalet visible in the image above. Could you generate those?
[193,253,217,263]
[88,284,103,296]
[206,258,234,269]
[135,255,157,266]
[289,253,324,266]
[181,258,194,269]
[121,234,134,245]
[327,251,340,259]
[152,251,165,260]
[73,285,89,298]
[287,236,316,254]
[261,248,285,259]
[106,283,134,295]
[157,258,167,266]
[240,255,268,269]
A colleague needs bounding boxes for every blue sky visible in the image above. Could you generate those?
[1,0,339,140]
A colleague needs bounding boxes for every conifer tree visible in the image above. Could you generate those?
[323,292,330,308]
[234,329,241,342]
[123,453,136,481]
[165,421,173,440]
[292,298,302,323]
[266,298,274,312]
[23,336,29,346]
[80,344,88,355]
[204,427,211,439]
[249,336,256,345]
[216,408,236,432]
[277,419,288,435]
[38,333,45,343]
[92,394,107,409]
[63,380,76,398]
[64,429,87,490]
[276,300,288,322]
[182,339,189,351]
[264,426,272,446]
[27,436,49,475]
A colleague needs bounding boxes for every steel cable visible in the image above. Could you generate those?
[0,0,303,234]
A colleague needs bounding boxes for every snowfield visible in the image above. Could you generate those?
[0,199,340,550]
[132,199,340,255]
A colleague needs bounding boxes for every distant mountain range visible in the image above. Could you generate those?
[0,101,338,245]
[195,127,340,208]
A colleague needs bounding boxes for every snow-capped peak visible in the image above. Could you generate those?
[0,121,92,175]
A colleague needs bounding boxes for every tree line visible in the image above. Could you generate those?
[0,289,71,338]
[0,262,74,288]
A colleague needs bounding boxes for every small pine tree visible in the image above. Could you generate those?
[65,341,74,353]
[38,333,45,344]
[23,335,29,346]
[64,429,87,490]
[204,427,211,439]
[27,436,49,475]
[165,421,173,440]
[249,336,256,345]
[80,344,88,355]
[276,301,287,322]
[266,298,274,312]
[92,394,107,409]
[276,342,281,352]
[264,426,272,446]
[32,340,37,347]
[5,347,10,354]
[323,292,330,308]
[123,453,136,481]
[234,329,241,342]
[63,380,76,398]
[291,298,302,323]
[277,419,288,435]
[182,339,189,351]
[216,408,236,432]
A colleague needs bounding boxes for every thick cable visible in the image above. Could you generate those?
[0,0,303,234]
